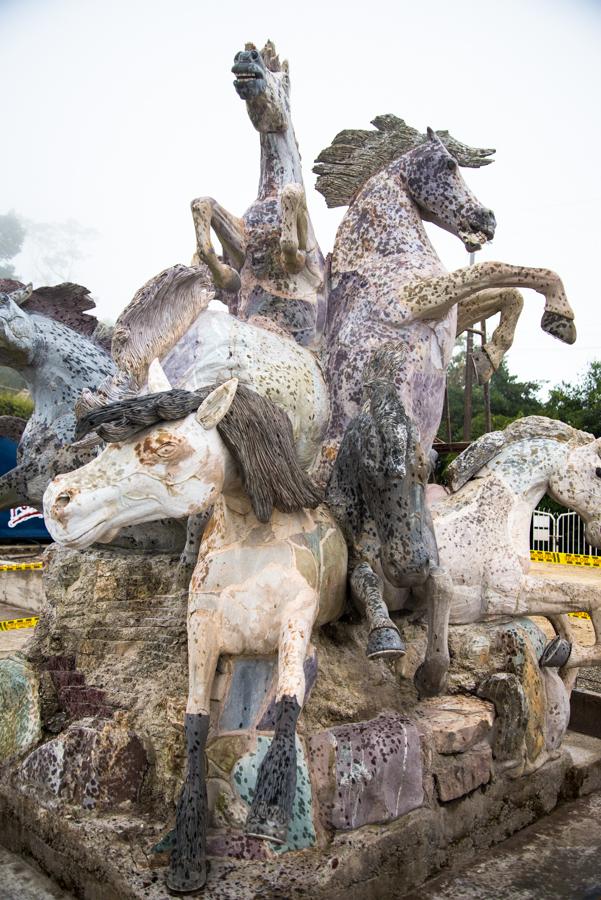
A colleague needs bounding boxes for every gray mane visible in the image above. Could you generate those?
[76,383,322,523]
[447,415,594,492]
[313,114,495,208]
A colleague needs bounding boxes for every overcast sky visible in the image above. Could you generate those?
[1,0,600,392]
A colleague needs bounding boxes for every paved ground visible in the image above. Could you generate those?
[405,790,601,899]
[0,600,37,658]
[0,847,73,900]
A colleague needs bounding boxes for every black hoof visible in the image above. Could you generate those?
[367,626,406,660]
[541,311,576,345]
[166,862,207,894]
[540,635,572,668]
[245,812,287,845]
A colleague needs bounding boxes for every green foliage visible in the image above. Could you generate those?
[0,210,26,280]
[439,340,543,442]
[0,391,33,420]
[545,361,601,436]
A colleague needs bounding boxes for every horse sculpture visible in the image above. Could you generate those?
[314,116,576,470]
[192,40,326,348]
[43,371,347,894]
[0,279,115,509]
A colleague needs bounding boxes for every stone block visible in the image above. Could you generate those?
[232,735,316,851]
[415,695,494,755]
[19,718,147,809]
[432,741,492,802]
[218,658,275,732]
[0,655,40,761]
[308,712,423,831]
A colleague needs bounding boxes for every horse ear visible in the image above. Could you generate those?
[10,283,33,306]
[196,379,239,430]
[147,358,172,393]
[427,126,436,141]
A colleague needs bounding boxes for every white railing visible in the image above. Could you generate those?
[530,509,600,557]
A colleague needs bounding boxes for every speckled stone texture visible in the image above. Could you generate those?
[308,712,423,831]
[0,654,40,761]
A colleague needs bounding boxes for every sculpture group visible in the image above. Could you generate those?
[0,39,596,896]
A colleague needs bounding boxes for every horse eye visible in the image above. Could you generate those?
[596,467,601,478]
[447,158,457,171]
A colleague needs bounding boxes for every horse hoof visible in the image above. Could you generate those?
[471,347,495,384]
[541,311,576,345]
[245,816,287,845]
[540,636,572,668]
[366,626,406,660]
[414,660,448,697]
[165,863,207,894]
[215,265,241,294]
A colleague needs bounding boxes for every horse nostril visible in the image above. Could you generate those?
[55,492,71,509]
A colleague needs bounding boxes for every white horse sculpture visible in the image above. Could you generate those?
[43,368,347,894]
[417,416,601,691]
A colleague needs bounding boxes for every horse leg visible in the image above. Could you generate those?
[166,605,221,894]
[190,197,246,292]
[414,566,452,697]
[246,588,316,843]
[406,262,575,345]
[456,288,524,384]
[280,183,308,274]
[0,463,32,509]
[350,562,406,660]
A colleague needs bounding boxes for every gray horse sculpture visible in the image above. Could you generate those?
[192,40,326,348]
[326,344,441,671]
[0,279,115,509]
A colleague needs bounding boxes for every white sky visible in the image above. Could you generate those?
[1,0,600,392]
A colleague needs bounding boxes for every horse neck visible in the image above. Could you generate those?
[484,438,568,509]
[335,160,444,278]
[258,125,303,200]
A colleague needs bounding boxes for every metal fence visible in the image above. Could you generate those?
[530,509,600,557]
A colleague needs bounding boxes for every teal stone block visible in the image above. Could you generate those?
[0,655,40,761]
[232,735,315,851]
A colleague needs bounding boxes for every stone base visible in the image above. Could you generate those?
[0,732,599,899]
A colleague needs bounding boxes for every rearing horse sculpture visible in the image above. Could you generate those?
[192,40,326,347]
[314,116,576,470]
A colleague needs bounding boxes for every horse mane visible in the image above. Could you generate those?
[447,416,594,492]
[0,279,100,339]
[313,115,495,208]
[245,39,288,74]
[110,264,214,386]
[76,383,321,523]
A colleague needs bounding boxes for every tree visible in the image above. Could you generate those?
[440,340,544,443]
[0,211,26,278]
[546,361,601,436]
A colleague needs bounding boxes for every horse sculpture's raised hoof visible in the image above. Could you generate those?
[471,346,496,385]
[540,635,572,668]
[540,310,577,345]
[245,696,300,845]
[366,625,406,660]
[166,713,209,895]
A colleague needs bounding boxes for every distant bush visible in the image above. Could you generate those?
[0,390,33,420]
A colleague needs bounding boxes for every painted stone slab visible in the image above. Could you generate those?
[232,735,315,851]
[257,649,318,730]
[308,712,423,831]
[19,719,147,809]
[219,659,275,732]
[415,695,495,755]
[0,656,40,761]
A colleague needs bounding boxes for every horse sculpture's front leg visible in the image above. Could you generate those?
[190,197,246,293]
[350,562,406,659]
[456,288,524,384]
[167,605,222,894]
[406,262,576,346]
[414,566,452,697]
[279,183,309,274]
[246,586,315,844]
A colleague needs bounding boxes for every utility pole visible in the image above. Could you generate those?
[481,317,492,433]
[462,251,476,441]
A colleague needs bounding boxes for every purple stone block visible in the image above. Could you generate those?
[308,712,423,830]
[206,833,272,860]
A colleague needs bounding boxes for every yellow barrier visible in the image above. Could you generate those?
[0,561,43,572]
[0,615,39,631]
[530,550,601,568]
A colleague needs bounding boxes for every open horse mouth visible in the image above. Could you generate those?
[232,58,266,100]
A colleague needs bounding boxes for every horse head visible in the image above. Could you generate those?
[398,128,496,252]
[44,361,321,548]
[0,280,36,365]
[232,40,290,132]
[548,437,601,548]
